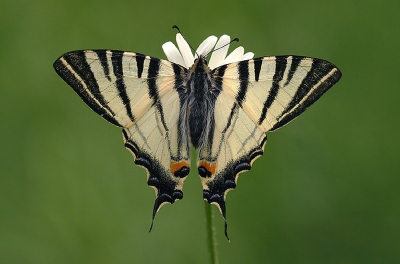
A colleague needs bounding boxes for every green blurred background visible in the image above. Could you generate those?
[1,0,399,263]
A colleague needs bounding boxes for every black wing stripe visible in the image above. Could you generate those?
[147,57,161,99]
[253,58,262,82]
[146,57,169,129]
[222,103,238,134]
[111,51,136,123]
[135,54,145,78]
[146,57,174,150]
[284,56,302,86]
[172,63,187,98]
[220,61,246,140]
[147,58,175,153]
[95,50,111,81]
[67,51,114,116]
[212,64,227,94]
[271,66,341,130]
[257,56,287,125]
[280,59,329,118]
[236,61,249,107]
[54,52,120,126]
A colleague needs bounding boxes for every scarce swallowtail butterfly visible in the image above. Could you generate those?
[53,27,341,239]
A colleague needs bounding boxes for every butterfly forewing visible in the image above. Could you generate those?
[221,56,341,132]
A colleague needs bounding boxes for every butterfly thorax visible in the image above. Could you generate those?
[186,56,214,149]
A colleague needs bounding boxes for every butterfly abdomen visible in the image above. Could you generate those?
[187,56,214,149]
[188,99,207,148]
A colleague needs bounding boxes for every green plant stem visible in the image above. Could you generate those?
[205,202,219,264]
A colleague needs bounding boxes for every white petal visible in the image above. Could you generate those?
[223,46,244,64]
[195,36,217,58]
[208,35,230,69]
[242,52,255,60]
[176,33,194,68]
[162,42,186,67]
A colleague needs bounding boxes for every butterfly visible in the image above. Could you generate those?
[53,29,341,239]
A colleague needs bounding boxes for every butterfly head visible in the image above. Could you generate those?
[189,55,210,75]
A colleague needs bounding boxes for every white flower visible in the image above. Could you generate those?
[162,33,254,69]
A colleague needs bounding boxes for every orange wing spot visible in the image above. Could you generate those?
[198,161,217,175]
[170,161,190,174]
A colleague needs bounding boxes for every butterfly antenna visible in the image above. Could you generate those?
[172,25,199,57]
[204,37,239,58]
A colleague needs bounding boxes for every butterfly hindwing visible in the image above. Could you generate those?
[53,50,190,224]
[198,56,341,235]
[198,89,267,239]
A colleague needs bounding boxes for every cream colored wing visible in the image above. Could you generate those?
[199,56,341,239]
[222,56,342,132]
[54,50,190,226]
